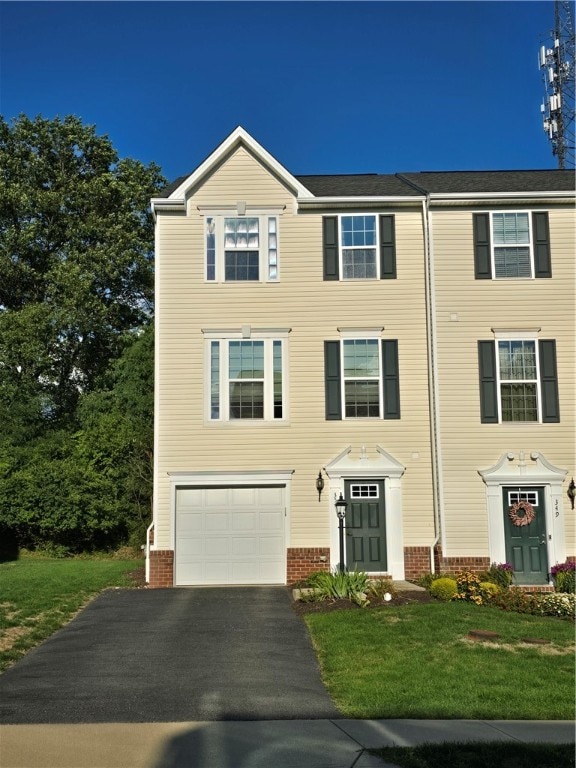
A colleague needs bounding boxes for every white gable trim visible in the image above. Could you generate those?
[160,127,314,206]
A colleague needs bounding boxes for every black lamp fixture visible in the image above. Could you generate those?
[568,478,575,511]
[315,470,324,502]
[335,493,348,573]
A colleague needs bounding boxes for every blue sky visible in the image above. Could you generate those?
[0,1,560,182]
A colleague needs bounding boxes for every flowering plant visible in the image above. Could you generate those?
[550,561,575,594]
[538,592,575,618]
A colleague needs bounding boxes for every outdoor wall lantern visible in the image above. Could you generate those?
[315,470,324,502]
[568,478,575,511]
[335,493,348,573]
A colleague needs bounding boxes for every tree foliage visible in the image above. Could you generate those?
[0,327,154,552]
[0,115,162,551]
[0,114,163,421]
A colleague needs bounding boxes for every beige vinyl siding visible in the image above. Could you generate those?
[432,204,575,557]
[154,147,435,554]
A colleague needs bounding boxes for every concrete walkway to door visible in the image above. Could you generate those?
[0,588,339,724]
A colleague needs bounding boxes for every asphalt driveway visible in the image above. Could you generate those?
[0,587,339,724]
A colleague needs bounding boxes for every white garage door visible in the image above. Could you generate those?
[175,485,286,585]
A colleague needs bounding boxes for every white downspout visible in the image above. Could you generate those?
[145,521,154,584]
[422,196,446,564]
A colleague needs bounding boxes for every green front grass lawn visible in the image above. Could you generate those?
[305,602,575,720]
[0,554,142,672]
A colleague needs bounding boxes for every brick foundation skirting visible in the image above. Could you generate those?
[404,546,433,581]
[287,547,330,585]
[148,550,174,588]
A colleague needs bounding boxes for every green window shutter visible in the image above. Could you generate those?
[478,341,498,423]
[324,341,342,419]
[539,339,560,422]
[473,213,492,279]
[323,217,339,280]
[382,340,400,419]
[532,212,552,278]
[379,215,396,279]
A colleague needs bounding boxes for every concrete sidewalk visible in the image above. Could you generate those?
[1,719,574,768]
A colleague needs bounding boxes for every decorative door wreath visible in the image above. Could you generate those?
[508,500,536,527]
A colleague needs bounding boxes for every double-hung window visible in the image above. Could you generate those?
[478,335,559,423]
[324,335,400,420]
[205,213,279,282]
[473,211,552,279]
[206,331,287,422]
[343,339,381,416]
[497,340,539,421]
[341,216,378,279]
[323,214,396,280]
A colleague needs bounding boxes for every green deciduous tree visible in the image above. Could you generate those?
[0,115,163,552]
[0,114,164,423]
[0,327,154,552]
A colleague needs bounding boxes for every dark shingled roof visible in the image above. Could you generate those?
[295,174,422,197]
[398,170,575,194]
[157,168,574,199]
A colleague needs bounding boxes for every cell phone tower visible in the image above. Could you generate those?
[539,0,575,169]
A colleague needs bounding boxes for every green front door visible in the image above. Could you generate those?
[503,486,548,585]
[345,480,387,571]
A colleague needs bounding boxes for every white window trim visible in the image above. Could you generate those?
[493,333,542,424]
[204,329,289,425]
[202,207,283,283]
[338,213,379,281]
[488,210,535,280]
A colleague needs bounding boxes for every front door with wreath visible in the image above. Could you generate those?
[503,486,548,585]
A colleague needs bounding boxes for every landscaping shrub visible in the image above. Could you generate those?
[479,562,513,590]
[416,571,450,590]
[489,587,542,615]
[479,581,500,600]
[429,577,458,601]
[550,561,576,594]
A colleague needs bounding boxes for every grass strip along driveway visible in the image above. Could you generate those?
[0,555,142,672]
[304,602,575,720]
[369,742,575,768]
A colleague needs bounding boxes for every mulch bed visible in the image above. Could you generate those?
[291,589,435,615]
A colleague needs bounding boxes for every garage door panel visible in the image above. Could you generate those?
[259,510,283,530]
[205,513,229,532]
[231,537,259,556]
[230,487,257,506]
[259,536,284,556]
[233,512,257,531]
[256,487,284,505]
[204,537,230,556]
[175,485,286,586]
[177,512,204,534]
[178,538,204,557]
